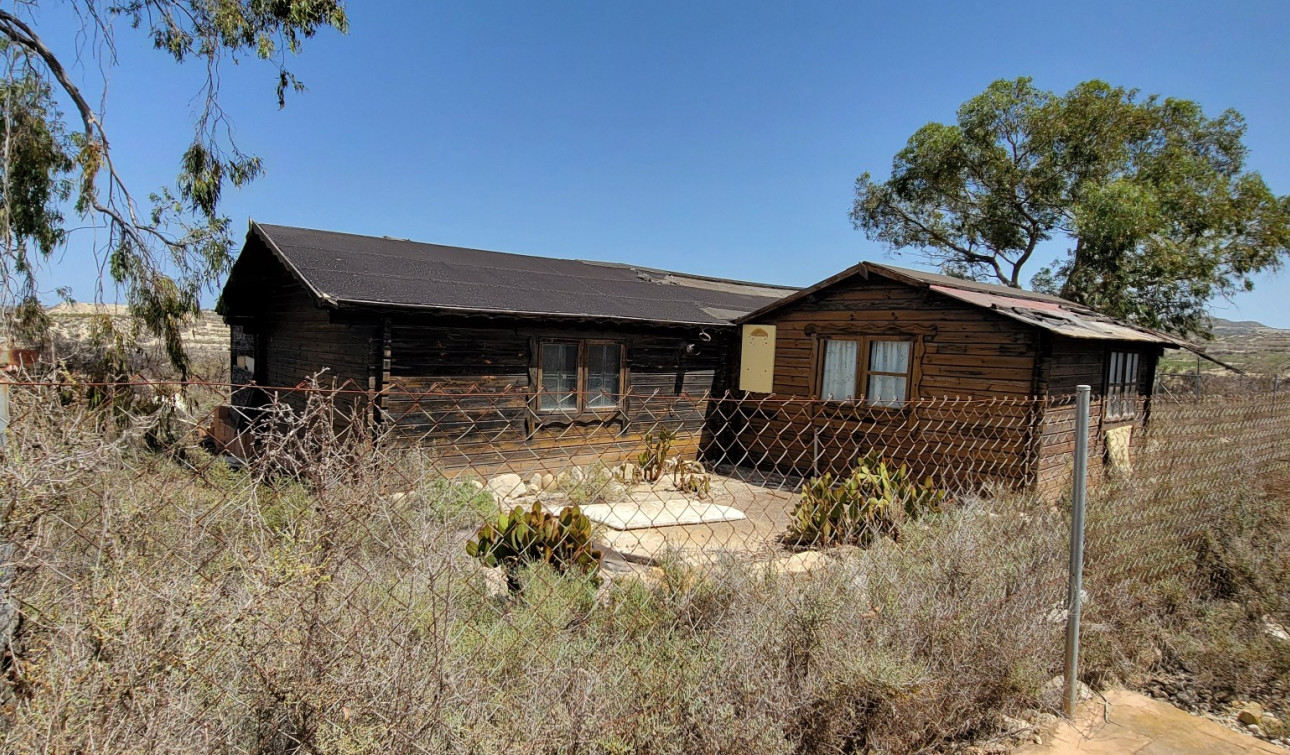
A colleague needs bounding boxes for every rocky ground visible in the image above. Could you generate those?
[1143,670,1289,749]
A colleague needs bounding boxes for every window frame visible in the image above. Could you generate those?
[1105,349,1141,421]
[815,335,915,407]
[535,338,624,415]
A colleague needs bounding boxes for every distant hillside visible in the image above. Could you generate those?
[46,304,229,379]
[1160,317,1290,377]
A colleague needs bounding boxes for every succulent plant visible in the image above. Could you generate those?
[637,427,678,483]
[466,502,603,590]
[672,460,711,498]
[784,451,947,548]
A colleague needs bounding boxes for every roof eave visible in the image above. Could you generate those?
[1169,344,1245,374]
[247,219,341,309]
[329,296,745,329]
[735,262,872,324]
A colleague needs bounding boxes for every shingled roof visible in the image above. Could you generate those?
[234,222,795,327]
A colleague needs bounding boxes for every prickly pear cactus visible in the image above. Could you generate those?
[784,452,947,548]
[466,502,603,589]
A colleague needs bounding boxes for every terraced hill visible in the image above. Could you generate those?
[1160,318,1290,378]
[47,303,229,380]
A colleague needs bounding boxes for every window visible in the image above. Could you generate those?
[537,340,622,413]
[1106,350,1140,420]
[540,342,579,411]
[819,337,913,407]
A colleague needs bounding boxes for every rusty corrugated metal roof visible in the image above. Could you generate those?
[928,286,1170,343]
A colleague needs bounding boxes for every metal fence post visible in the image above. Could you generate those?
[0,375,7,450]
[1063,384,1091,716]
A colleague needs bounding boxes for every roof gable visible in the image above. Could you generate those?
[737,261,1235,369]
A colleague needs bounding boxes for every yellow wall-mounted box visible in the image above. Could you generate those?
[739,324,776,393]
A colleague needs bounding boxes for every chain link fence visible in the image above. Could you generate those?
[0,378,1285,752]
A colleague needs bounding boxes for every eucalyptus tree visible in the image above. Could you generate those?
[851,77,1290,337]
[0,1,347,373]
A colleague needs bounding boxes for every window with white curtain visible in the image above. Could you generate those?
[866,340,911,408]
[819,337,913,406]
[820,339,859,401]
[539,342,579,411]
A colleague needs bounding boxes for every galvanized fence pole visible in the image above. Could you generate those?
[1063,385,1091,716]
[0,350,10,450]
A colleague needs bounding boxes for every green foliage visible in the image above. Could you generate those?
[672,460,711,498]
[637,427,677,483]
[0,58,74,342]
[784,451,947,547]
[466,502,603,587]
[559,463,620,506]
[851,77,1290,337]
[0,2,346,373]
[421,477,496,524]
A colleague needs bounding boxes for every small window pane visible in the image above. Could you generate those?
[540,343,578,411]
[867,375,908,407]
[869,340,910,373]
[821,340,858,400]
[1107,350,1141,419]
[586,344,620,409]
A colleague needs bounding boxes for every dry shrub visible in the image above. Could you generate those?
[1078,425,1290,707]
[1,383,1285,752]
[0,386,1071,753]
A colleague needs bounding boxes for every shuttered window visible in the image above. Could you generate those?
[1106,350,1140,420]
[819,337,913,406]
[537,340,623,413]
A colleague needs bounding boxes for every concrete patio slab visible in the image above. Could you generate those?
[1016,689,1284,755]
[589,470,798,563]
[581,499,746,530]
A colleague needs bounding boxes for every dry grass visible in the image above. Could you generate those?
[0,385,1076,753]
[0,383,1285,752]
[1078,471,1290,709]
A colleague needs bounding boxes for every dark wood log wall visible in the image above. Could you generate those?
[259,277,376,397]
[731,275,1044,489]
[224,243,376,419]
[1033,336,1161,497]
[380,319,727,473]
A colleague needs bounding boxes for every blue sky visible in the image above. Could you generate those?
[34,0,1290,327]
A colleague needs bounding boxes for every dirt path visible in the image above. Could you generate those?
[1016,689,1283,754]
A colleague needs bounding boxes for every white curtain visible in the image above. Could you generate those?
[866,341,910,407]
[586,344,620,409]
[821,340,858,401]
[540,343,579,411]
[866,375,908,407]
[869,340,910,373]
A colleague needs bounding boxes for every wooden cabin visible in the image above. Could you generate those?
[724,262,1221,493]
[218,222,794,470]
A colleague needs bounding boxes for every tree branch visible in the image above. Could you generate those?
[0,10,180,257]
